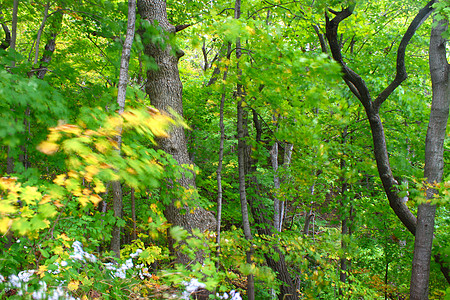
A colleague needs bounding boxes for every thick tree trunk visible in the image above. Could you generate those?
[137,0,216,263]
[410,16,449,300]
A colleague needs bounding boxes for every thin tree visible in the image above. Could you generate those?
[233,0,255,297]
[111,0,136,258]
[216,43,231,268]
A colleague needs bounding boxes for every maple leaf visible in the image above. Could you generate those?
[68,280,80,291]
[38,141,59,155]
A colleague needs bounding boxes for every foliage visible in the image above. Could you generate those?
[0,0,449,299]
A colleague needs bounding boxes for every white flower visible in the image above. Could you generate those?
[60,261,68,267]
[130,249,142,258]
[114,269,126,279]
[85,253,97,263]
[125,258,133,269]
[9,275,21,288]
[18,270,34,283]
[70,253,84,261]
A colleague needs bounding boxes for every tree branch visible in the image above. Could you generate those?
[373,0,436,110]
[0,8,11,50]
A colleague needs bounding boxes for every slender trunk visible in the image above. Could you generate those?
[111,181,123,258]
[31,1,50,65]
[216,43,231,268]
[410,16,449,299]
[271,139,281,231]
[111,0,136,258]
[281,143,293,227]
[10,0,18,66]
[234,0,254,297]
[248,112,297,299]
[237,97,255,300]
[131,188,137,241]
[339,127,350,294]
[36,10,63,79]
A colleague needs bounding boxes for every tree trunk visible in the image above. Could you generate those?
[234,0,254,296]
[131,188,137,241]
[111,0,136,258]
[410,15,449,299]
[339,127,350,294]
[137,0,216,263]
[216,43,231,268]
[31,0,50,65]
[247,112,297,300]
[6,0,17,172]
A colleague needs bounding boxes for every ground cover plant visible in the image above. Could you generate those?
[0,0,450,299]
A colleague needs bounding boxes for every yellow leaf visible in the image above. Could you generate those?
[37,265,47,278]
[245,25,255,35]
[58,124,82,135]
[54,174,67,186]
[93,181,106,193]
[68,280,80,291]
[89,194,102,205]
[0,217,12,233]
[0,201,17,213]
[58,233,71,241]
[38,141,59,155]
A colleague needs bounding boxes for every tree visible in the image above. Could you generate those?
[324,0,450,290]
[137,0,216,262]
[410,7,450,298]
[111,0,136,258]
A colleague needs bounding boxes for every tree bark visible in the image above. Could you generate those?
[216,43,231,268]
[233,0,255,297]
[247,112,297,300]
[410,15,449,299]
[137,0,216,263]
[325,0,450,285]
[31,1,50,65]
[111,0,136,258]
[325,1,434,235]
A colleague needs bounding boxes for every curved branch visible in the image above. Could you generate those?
[325,7,372,111]
[0,9,11,50]
[374,0,435,110]
[325,3,435,235]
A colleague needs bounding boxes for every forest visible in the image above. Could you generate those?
[0,0,449,299]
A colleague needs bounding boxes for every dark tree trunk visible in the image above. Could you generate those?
[137,0,216,263]
[247,112,297,300]
[339,127,350,294]
[324,0,450,284]
[234,0,254,296]
[410,15,449,299]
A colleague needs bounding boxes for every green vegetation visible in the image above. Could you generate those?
[0,0,449,299]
